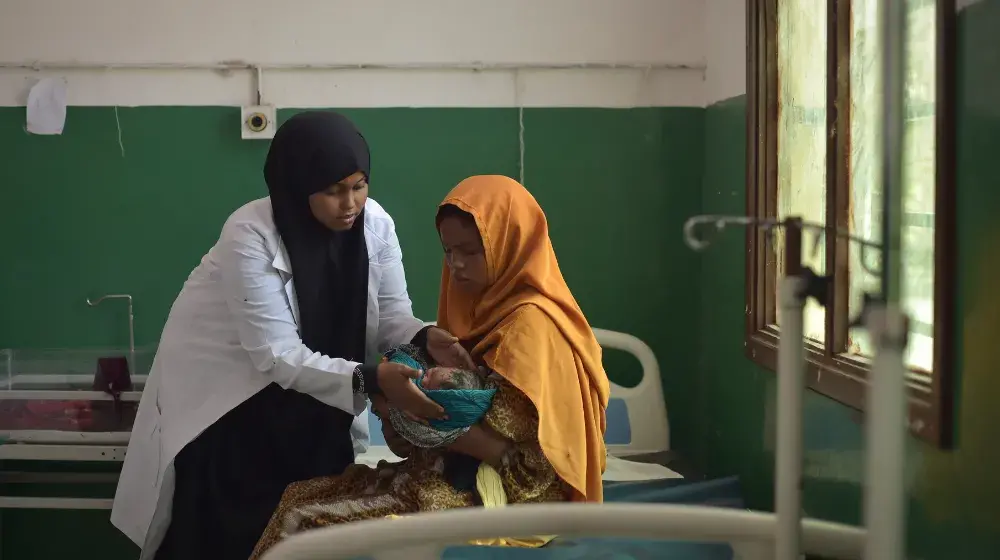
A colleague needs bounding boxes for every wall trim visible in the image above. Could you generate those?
[0,67,705,108]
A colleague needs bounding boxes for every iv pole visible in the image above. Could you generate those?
[864,0,909,558]
[774,219,807,560]
[683,0,911,553]
[683,212,901,560]
[684,219,809,560]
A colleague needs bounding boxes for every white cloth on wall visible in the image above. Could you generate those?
[26,77,68,135]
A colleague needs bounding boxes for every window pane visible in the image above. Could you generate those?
[776,0,827,342]
[848,0,882,356]
[848,0,936,372]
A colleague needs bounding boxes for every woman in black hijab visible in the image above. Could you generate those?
[122,112,473,560]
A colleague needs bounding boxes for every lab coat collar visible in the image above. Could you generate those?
[272,240,299,325]
[272,239,292,275]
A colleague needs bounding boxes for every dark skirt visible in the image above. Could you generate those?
[154,383,356,560]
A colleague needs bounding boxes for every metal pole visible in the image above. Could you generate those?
[775,219,805,560]
[864,1,909,559]
[879,0,907,305]
[864,304,908,560]
[126,297,136,375]
[86,294,136,374]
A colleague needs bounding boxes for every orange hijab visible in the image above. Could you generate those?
[436,175,610,503]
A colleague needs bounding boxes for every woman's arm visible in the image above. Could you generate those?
[447,425,510,467]
[449,379,562,501]
[446,378,536,466]
[217,218,363,413]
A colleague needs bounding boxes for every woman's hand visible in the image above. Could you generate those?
[448,425,511,468]
[371,395,415,458]
[376,362,446,421]
[383,421,415,458]
[426,327,476,369]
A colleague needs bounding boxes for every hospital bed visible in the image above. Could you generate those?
[0,329,768,559]
[255,325,865,560]
[253,223,900,560]
[256,219,907,558]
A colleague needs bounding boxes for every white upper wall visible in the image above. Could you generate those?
[705,0,747,105]
[0,0,708,107]
[701,0,989,106]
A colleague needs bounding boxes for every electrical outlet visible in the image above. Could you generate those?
[240,105,277,140]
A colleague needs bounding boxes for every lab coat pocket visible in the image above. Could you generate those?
[142,412,159,439]
[151,423,163,486]
[140,390,163,484]
[279,272,300,325]
[365,265,382,358]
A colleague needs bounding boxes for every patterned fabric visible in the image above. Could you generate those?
[249,378,571,559]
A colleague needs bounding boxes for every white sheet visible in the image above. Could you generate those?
[603,454,682,481]
[354,449,682,482]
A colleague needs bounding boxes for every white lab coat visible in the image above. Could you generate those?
[110,197,426,558]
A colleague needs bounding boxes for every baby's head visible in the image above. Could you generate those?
[420,367,484,391]
[380,345,486,391]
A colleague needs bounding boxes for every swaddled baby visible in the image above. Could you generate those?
[382,344,497,448]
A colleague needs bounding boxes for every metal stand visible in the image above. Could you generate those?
[775,221,807,560]
[863,0,909,557]
[86,294,136,373]
[683,212,909,560]
[862,303,908,560]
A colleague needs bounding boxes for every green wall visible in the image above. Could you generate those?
[0,107,703,370]
[0,106,704,557]
[695,2,1000,558]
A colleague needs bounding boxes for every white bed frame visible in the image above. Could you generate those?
[593,328,669,458]
[0,327,674,509]
[259,504,865,560]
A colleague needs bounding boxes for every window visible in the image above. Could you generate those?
[746,0,956,446]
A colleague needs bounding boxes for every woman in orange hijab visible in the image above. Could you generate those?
[433,175,610,502]
[250,176,609,557]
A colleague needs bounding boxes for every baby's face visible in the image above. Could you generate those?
[422,367,460,390]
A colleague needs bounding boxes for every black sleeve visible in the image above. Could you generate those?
[352,363,381,395]
[410,325,433,351]
[443,451,482,493]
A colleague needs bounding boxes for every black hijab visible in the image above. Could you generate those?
[263,111,370,363]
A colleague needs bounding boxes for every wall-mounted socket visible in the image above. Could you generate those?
[240,105,276,140]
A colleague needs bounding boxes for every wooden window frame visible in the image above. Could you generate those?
[745,0,957,447]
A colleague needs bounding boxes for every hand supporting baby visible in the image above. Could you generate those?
[376,367,461,427]
[372,343,497,451]
[375,327,475,424]
[372,359,511,470]
[375,361,444,421]
[424,327,477,371]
